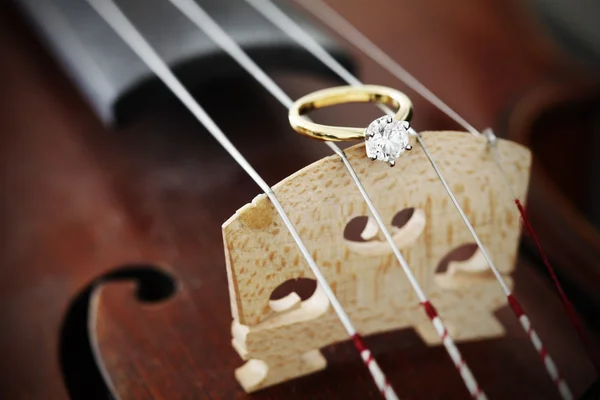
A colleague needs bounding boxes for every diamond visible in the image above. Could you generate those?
[365,116,410,165]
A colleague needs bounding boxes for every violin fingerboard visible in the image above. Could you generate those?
[14,0,355,127]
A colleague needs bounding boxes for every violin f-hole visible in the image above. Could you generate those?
[60,265,176,400]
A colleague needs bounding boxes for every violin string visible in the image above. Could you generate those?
[244,0,575,398]
[84,1,402,398]
[298,0,600,376]
[85,1,400,399]
[168,0,488,398]
[298,0,600,374]
[486,131,600,377]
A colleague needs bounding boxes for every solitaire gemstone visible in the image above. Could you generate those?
[365,116,410,163]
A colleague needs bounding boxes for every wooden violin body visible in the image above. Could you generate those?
[0,0,599,399]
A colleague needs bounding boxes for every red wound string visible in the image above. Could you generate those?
[516,199,600,374]
[413,136,574,399]
[352,334,395,398]
[507,294,572,398]
[421,302,485,400]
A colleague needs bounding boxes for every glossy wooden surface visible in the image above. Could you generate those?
[0,0,599,399]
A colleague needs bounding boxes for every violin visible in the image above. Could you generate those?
[1,0,599,399]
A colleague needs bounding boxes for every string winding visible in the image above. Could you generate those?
[245,0,577,398]
[516,199,600,374]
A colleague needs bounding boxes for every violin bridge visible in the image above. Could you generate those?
[222,131,531,392]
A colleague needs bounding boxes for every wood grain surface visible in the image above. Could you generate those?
[222,133,530,390]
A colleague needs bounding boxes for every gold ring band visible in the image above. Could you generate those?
[288,85,413,142]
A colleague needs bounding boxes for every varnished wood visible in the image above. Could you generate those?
[0,0,599,399]
[91,260,599,399]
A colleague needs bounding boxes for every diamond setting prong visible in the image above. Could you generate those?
[364,116,410,165]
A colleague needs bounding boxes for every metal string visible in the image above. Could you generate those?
[84,0,399,399]
[244,0,574,398]
[167,0,488,398]
[283,0,600,382]
[300,5,599,373]
[305,0,600,375]
[296,0,481,137]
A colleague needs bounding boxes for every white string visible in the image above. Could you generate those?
[298,0,545,282]
[245,0,510,295]
[85,1,402,399]
[168,0,429,323]
[167,1,487,398]
[298,0,481,137]
[412,131,511,294]
[294,0,526,203]
[244,2,573,399]
[85,0,357,338]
